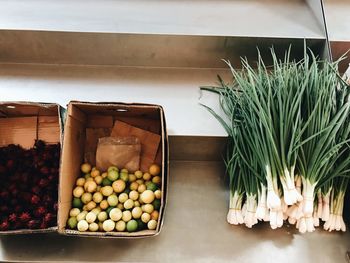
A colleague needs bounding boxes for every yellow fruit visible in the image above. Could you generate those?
[149,164,161,176]
[154,190,161,199]
[94,175,103,185]
[135,170,143,179]
[129,174,137,182]
[138,184,146,193]
[101,186,113,196]
[86,201,97,211]
[117,203,124,210]
[76,211,88,221]
[73,186,84,198]
[130,182,139,191]
[91,169,100,178]
[129,190,139,201]
[97,211,108,222]
[124,199,134,210]
[136,179,144,185]
[103,219,115,232]
[100,200,109,210]
[101,172,108,178]
[152,176,161,185]
[142,204,154,214]
[93,192,103,203]
[112,180,126,193]
[81,163,92,174]
[151,210,159,221]
[141,212,151,223]
[115,220,126,232]
[134,201,140,207]
[140,190,155,204]
[86,212,97,223]
[132,207,142,219]
[81,193,92,204]
[122,211,132,222]
[77,220,89,231]
[89,222,99,232]
[84,181,97,193]
[109,208,123,222]
[69,208,80,217]
[118,193,128,203]
[143,173,151,181]
[147,219,157,230]
[76,177,86,187]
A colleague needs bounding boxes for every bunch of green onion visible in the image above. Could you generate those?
[201,49,350,233]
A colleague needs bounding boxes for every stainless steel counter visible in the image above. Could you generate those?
[1,161,349,262]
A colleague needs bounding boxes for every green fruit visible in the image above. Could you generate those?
[126,219,138,232]
[67,217,78,229]
[102,178,112,186]
[120,173,129,182]
[146,182,158,192]
[152,199,161,210]
[72,197,83,208]
[107,170,119,181]
[106,206,115,215]
[108,166,119,173]
[136,219,147,230]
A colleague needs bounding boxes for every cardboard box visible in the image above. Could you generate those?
[59,101,168,237]
[0,101,64,234]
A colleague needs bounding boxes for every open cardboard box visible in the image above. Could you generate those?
[0,101,64,234]
[59,101,168,238]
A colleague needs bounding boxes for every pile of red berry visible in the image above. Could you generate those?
[0,140,60,231]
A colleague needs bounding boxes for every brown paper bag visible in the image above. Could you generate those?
[96,136,141,172]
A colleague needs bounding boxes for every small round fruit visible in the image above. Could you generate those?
[86,201,97,211]
[70,208,81,217]
[120,173,129,182]
[135,170,143,179]
[108,166,119,173]
[129,190,139,201]
[81,163,92,174]
[124,199,134,210]
[99,200,108,210]
[122,211,132,222]
[91,207,101,215]
[152,176,161,185]
[141,213,151,223]
[151,210,159,221]
[73,186,84,198]
[101,172,108,178]
[134,201,140,207]
[86,177,94,182]
[97,211,108,222]
[118,193,128,203]
[136,179,144,185]
[132,207,142,219]
[86,212,97,223]
[130,182,139,191]
[138,184,146,193]
[67,217,78,229]
[84,181,97,193]
[91,169,100,178]
[112,180,126,193]
[154,190,161,199]
[117,203,124,210]
[142,204,154,214]
[101,186,113,196]
[109,208,123,221]
[76,177,86,186]
[76,211,88,221]
[81,193,92,204]
[146,182,157,192]
[93,192,103,203]
[126,219,138,232]
[115,220,126,232]
[140,190,155,204]
[107,194,119,207]
[143,172,151,181]
[77,220,89,231]
[136,219,147,230]
[94,175,103,185]
[129,174,136,182]
[152,199,161,210]
[121,168,128,174]
[102,178,112,186]
[149,164,161,176]
[84,173,91,179]
[107,170,119,181]
[103,219,115,232]
[147,219,157,230]
[89,222,99,232]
